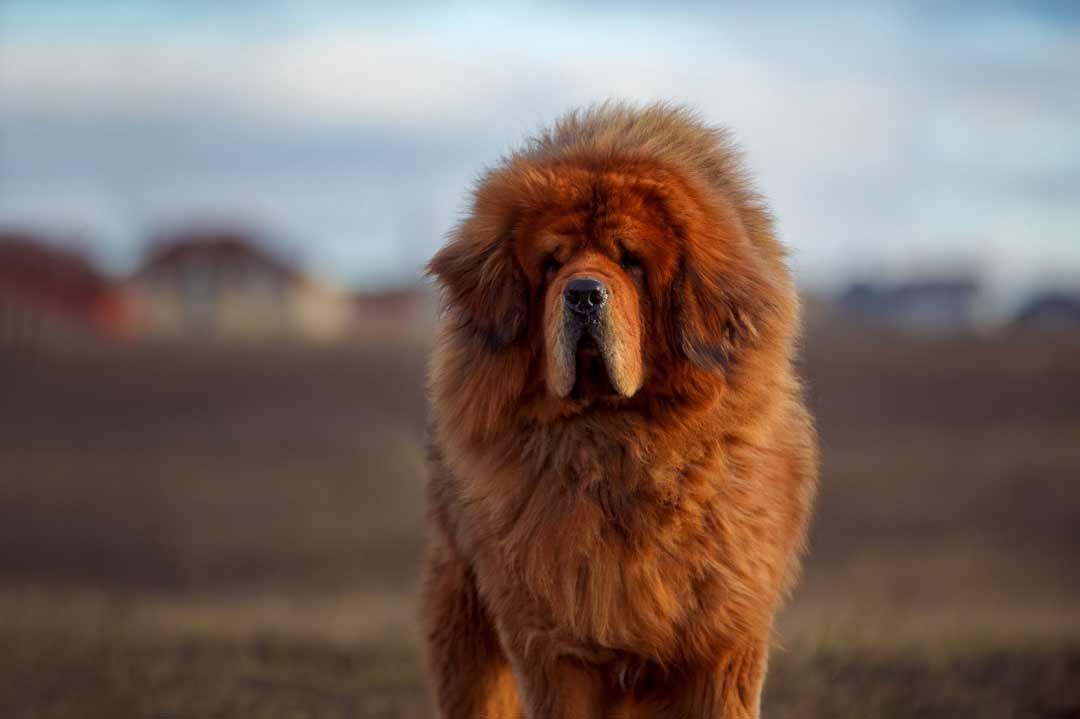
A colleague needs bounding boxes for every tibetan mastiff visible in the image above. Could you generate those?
[423,103,817,718]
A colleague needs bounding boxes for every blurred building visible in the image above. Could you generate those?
[1013,290,1080,332]
[839,275,981,331]
[130,227,351,342]
[0,230,134,347]
[352,286,435,342]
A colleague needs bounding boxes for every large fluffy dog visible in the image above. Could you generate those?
[423,103,817,718]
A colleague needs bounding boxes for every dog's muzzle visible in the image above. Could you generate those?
[546,273,642,400]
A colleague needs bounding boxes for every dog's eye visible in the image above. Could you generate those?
[543,256,562,278]
[620,250,642,273]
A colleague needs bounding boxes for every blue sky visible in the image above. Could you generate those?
[1,1,1078,297]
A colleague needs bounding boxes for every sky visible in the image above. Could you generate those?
[1,1,1078,299]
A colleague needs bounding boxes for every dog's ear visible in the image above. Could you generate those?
[428,215,527,351]
[674,242,774,372]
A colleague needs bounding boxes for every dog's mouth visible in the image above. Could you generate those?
[570,333,617,399]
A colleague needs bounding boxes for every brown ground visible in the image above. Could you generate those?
[1,317,1078,718]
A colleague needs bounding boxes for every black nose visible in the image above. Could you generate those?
[565,277,608,317]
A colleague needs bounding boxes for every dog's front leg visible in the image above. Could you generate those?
[658,639,768,719]
[508,650,606,719]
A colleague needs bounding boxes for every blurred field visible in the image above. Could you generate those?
[1,320,1079,718]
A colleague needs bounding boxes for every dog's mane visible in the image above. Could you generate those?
[516,101,779,262]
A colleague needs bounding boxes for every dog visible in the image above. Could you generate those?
[423,102,817,718]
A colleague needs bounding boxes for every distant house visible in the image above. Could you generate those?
[131,226,351,341]
[1013,291,1080,332]
[0,230,133,346]
[839,276,981,331]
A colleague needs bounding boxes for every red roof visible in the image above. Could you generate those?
[0,230,132,336]
[138,227,297,281]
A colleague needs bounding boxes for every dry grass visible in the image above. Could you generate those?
[1,321,1079,717]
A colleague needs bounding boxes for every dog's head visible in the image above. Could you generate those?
[429,108,795,423]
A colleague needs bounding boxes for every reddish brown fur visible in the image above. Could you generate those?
[423,103,818,718]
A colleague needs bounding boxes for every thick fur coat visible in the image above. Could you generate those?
[423,103,818,718]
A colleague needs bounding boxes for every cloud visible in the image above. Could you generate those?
[1,3,1078,292]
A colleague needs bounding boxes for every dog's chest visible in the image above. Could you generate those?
[479,456,727,660]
